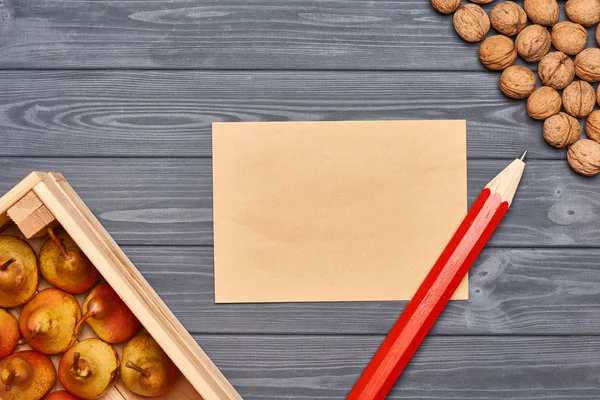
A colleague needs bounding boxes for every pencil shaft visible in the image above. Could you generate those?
[347,188,509,400]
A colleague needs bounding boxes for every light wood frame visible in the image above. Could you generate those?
[0,172,242,400]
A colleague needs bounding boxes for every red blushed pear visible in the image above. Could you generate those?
[75,282,141,344]
[0,236,38,308]
[0,308,20,358]
[58,339,120,400]
[19,288,81,355]
[121,333,180,397]
[45,391,81,400]
[0,350,56,400]
[39,228,101,294]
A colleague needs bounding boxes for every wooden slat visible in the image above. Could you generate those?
[0,70,561,159]
[0,171,45,231]
[0,158,596,247]
[126,246,600,336]
[2,0,595,70]
[0,158,589,245]
[194,334,600,399]
[0,0,480,70]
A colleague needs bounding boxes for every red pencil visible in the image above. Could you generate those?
[347,151,527,400]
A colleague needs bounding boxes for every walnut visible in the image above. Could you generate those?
[565,0,600,27]
[524,0,560,26]
[431,0,461,14]
[585,110,600,143]
[596,24,600,46]
[543,112,581,148]
[527,86,562,120]
[563,80,596,118]
[453,4,491,43]
[574,48,600,82]
[551,21,588,55]
[469,0,494,3]
[567,139,600,176]
[479,35,517,70]
[490,2,527,36]
[499,65,536,99]
[516,24,552,62]
[538,52,575,90]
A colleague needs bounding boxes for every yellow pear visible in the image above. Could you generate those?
[121,333,180,397]
[58,339,120,400]
[0,350,56,400]
[19,288,81,355]
[39,229,100,294]
[0,236,38,308]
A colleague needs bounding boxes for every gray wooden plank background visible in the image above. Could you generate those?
[1,0,600,398]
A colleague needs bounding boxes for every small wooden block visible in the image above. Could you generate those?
[7,191,59,238]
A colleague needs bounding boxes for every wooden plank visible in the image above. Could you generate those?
[0,171,45,231]
[32,176,242,400]
[0,0,482,70]
[125,246,600,336]
[0,158,596,246]
[193,334,600,399]
[0,70,558,159]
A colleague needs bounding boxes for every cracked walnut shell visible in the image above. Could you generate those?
[575,48,600,82]
[490,2,527,36]
[516,24,551,62]
[499,65,536,99]
[479,35,517,70]
[538,52,575,90]
[524,0,560,27]
[431,0,461,14]
[543,112,580,148]
[567,139,600,176]
[454,4,491,43]
[585,110,600,143]
[527,86,562,120]
[552,21,588,56]
[565,0,600,27]
[563,80,596,118]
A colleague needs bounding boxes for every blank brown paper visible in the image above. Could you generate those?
[213,120,467,303]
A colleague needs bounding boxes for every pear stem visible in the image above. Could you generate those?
[126,361,151,378]
[73,352,81,371]
[47,227,68,259]
[71,352,91,378]
[0,258,15,271]
[19,329,40,346]
[74,310,94,337]
[4,371,14,392]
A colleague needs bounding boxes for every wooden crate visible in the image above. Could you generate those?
[0,172,242,400]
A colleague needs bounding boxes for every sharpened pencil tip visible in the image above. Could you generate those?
[519,150,528,161]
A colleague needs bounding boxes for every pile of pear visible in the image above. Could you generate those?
[0,230,181,400]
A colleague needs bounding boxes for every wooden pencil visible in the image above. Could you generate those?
[347,151,528,400]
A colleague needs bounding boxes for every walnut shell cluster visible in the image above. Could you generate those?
[433,0,600,177]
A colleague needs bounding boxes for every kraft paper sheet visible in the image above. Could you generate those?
[213,120,467,303]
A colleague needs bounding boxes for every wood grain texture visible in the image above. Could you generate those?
[0,0,479,70]
[1,0,595,70]
[125,246,600,335]
[0,158,596,246]
[195,334,600,399]
[0,70,562,159]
